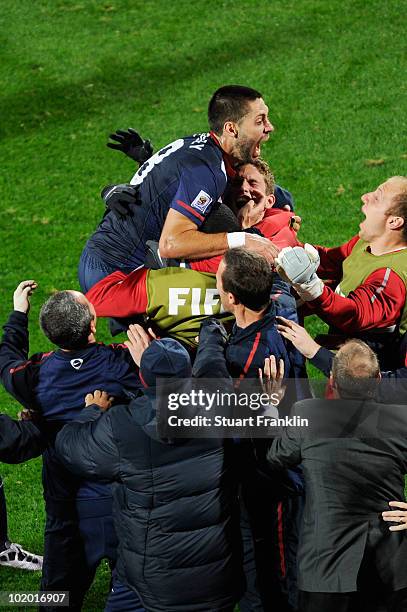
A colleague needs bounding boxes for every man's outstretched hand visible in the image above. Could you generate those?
[258,355,286,405]
[276,316,320,359]
[107,128,153,165]
[13,280,38,314]
[125,324,157,367]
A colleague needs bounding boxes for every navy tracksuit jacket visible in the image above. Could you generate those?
[0,310,142,610]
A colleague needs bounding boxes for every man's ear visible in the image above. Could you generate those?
[388,215,404,231]
[90,318,97,335]
[223,121,238,138]
[329,372,338,393]
[229,292,239,306]
[265,194,275,209]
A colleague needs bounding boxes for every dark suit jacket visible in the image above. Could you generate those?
[266,398,407,593]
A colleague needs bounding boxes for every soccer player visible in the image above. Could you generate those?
[79,85,278,291]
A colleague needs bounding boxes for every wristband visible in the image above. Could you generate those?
[227,232,246,249]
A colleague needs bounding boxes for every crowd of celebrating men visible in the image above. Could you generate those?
[1,85,407,612]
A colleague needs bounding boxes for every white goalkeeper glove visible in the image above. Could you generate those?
[275,244,324,301]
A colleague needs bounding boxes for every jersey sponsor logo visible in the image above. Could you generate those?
[168,287,224,315]
[70,358,84,370]
[190,190,212,214]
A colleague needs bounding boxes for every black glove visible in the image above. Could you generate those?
[101,184,140,218]
[107,128,153,165]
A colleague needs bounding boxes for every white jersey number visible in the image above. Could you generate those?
[130,139,185,186]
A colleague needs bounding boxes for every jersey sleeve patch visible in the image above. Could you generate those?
[190,190,213,214]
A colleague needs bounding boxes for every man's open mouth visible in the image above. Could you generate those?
[253,134,270,158]
[253,143,261,158]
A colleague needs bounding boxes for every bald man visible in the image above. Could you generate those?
[267,340,407,612]
[276,176,407,368]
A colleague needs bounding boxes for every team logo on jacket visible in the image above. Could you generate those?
[191,190,212,213]
[70,358,84,370]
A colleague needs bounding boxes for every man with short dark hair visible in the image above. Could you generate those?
[267,340,407,612]
[79,85,278,292]
[213,248,303,612]
[215,247,289,376]
[0,281,143,611]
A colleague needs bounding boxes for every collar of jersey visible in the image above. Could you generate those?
[55,343,97,359]
[230,303,276,343]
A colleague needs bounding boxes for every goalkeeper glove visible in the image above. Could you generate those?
[275,243,324,301]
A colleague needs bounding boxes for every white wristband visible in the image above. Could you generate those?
[227,232,246,249]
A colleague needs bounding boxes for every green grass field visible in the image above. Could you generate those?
[0,0,406,609]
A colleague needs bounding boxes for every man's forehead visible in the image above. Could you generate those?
[386,176,407,190]
[237,163,264,184]
[378,177,404,197]
[246,97,269,116]
[217,259,226,281]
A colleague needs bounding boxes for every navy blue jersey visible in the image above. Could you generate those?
[86,133,227,270]
[0,311,142,501]
[0,312,141,419]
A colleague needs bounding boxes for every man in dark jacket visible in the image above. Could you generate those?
[215,248,303,612]
[216,247,290,379]
[267,340,407,611]
[0,280,142,610]
[56,321,243,612]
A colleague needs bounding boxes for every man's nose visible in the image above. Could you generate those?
[241,179,251,195]
[361,192,370,205]
[265,119,274,133]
